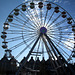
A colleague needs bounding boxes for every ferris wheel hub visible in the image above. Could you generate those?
[40,27,47,34]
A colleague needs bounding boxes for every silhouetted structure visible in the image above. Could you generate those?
[0,56,75,75]
[19,57,75,75]
[0,55,17,75]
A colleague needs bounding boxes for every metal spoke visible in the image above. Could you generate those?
[51,39,70,58]
[19,10,38,28]
[47,35,73,51]
[26,8,40,28]
[48,14,61,27]
[49,19,67,28]
[40,9,43,26]
[45,11,55,26]
[9,34,38,50]
[15,37,37,59]
[33,8,41,28]
[44,9,48,25]
[7,33,37,42]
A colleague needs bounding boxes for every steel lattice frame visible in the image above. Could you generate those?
[1,1,75,75]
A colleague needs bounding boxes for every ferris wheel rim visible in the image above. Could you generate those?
[2,1,75,64]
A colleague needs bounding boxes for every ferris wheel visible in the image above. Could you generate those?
[1,0,75,75]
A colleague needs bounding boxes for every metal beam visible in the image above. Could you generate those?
[42,36,59,75]
[15,34,41,75]
[44,34,75,75]
[44,34,68,75]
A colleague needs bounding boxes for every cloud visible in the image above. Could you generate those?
[59,0,62,3]
[33,0,46,1]
[54,0,59,3]
[64,1,70,5]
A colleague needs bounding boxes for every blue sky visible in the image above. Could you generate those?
[0,0,75,61]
